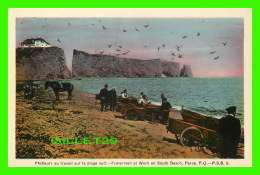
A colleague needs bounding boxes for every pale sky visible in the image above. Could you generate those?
[16,18,244,77]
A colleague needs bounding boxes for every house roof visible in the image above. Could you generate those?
[21,38,51,45]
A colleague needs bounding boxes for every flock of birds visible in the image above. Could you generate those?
[20,18,229,61]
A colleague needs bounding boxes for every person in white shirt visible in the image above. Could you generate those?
[121,89,128,98]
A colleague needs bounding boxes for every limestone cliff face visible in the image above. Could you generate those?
[180,65,193,77]
[72,49,181,77]
[161,61,181,77]
[16,47,71,80]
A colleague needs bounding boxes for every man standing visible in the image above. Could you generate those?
[99,84,109,112]
[109,88,117,111]
[218,106,241,158]
[160,98,172,124]
[161,93,166,104]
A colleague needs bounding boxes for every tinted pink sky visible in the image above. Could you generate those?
[16,18,244,77]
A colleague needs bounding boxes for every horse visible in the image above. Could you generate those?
[45,81,74,100]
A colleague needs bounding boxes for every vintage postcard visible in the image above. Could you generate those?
[8,8,252,167]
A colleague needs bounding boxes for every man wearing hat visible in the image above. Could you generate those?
[99,84,109,112]
[121,89,128,103]
[218,106,241,158]
[161,93,166,104]
[160,98,172,124]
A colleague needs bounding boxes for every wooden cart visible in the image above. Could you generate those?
[167,107,219,150]
[116,101,162,121]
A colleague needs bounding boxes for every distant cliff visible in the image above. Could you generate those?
[180,65,193,77]
[16,47,71,80]
[72,49,183,77]
[161,61,181,77]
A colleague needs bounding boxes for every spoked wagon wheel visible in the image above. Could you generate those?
[180,127,204,148]
[125,109,138,121]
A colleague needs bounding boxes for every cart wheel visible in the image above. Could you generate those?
[125,109,138,121]
[180,127,204,148]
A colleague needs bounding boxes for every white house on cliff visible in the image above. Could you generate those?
[20,38,51,47]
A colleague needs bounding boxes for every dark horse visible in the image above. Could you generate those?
[45,81,74,100]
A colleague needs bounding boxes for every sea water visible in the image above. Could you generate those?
[69,77,244,124]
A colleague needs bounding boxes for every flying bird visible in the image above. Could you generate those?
[157,47,161,51]
[210,51,216,54]
[118,46,122,48]
[144,45,147,48]
[222,42,227,46]
[21,21,24,24]
[108,44,112,48]
[144,25,149,28]
[99,51,104,55]
[116,49,121,52]
[99,20,101,22]
[182,36,187,38]
[68,23,70,26]
[91,24,95,25]
[171,52,175,56]
[123,29,127,32]
[57,39,61,43]
[175,45,182,51]
[135,28,139,31]
[162,44,165,48]
[102,26,106,30]
[178,54,183,58]
[214,56,220,60]
[197,32,200,36]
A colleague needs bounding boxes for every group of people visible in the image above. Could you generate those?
[98,84,241,159]
[121,89,149,105]
[99,85,151,111]
[98,84,173,124]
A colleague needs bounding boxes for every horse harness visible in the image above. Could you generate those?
[58,82,63,89]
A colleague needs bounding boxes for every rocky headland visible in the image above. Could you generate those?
[16,47,71,80]
[16,47,193,79]
[72,49,193,78]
